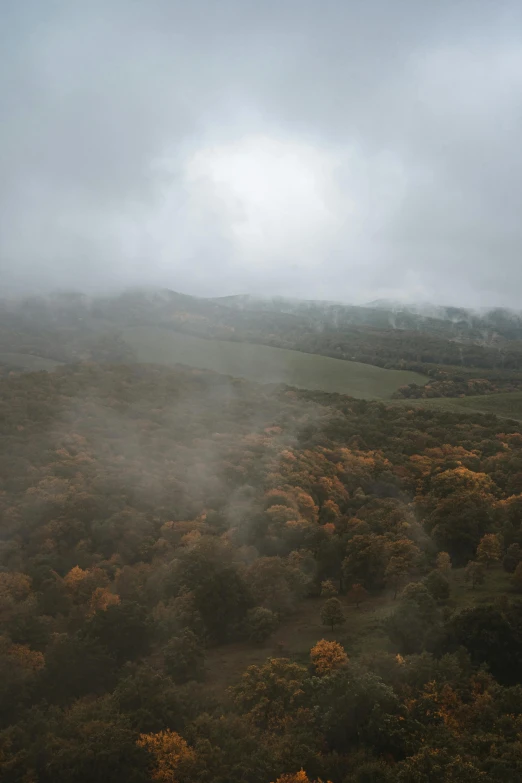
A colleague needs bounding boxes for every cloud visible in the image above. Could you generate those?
[2,1,522,306]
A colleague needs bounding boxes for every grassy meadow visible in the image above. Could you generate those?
[123,326,429,399]
[0,352,64,371]
[206,566,518,694]
[393,391,522,421]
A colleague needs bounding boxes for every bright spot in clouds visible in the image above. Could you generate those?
[142,133,408,298]
[183,135,350,268]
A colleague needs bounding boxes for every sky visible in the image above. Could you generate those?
[2,0,522,307]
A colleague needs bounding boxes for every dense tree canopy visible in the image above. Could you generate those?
[1,361,522,781]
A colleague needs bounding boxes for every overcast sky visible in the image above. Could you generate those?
[2,1,522,307]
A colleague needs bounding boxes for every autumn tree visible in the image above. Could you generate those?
[310,639,348,675]
[422,467,498,565]
[271,772,333,783]
[231,657,308,729]
[137,729,195,782]
[465,561,486,590]
[272,772,311,783]
[321,598,345,631]
[346,583,368,609]
[87,586,120,617]
[395,746,485,782]
[436,551,452,573]
[320,579,338,598]
[476,533,502,569]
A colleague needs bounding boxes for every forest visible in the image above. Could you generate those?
[1,359,522,782]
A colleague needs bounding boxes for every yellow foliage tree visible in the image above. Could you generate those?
[310,639,348,675]
[0,571,31,601]
[436,552,452,572]
[63,565,87,593]
[87,586,121,616]
[137,730,195,782]
[476,534,502,569]
[7,642,45,672]
[272,771,333,783]
[273,772,311,783]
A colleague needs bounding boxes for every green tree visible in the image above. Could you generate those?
[163,629,205,684]
[384,557,409,599]
[245,607,279,644]
[424,469,497,565]
[444,604,522,684]
[342,534,389,591]
[465,561,486,590]
[246,557,307,616]
[321,598,345,631]
[503,543,522,573]
[513,561,522,593]
[310,662,406,755]
[423,569,450,603]
[193,567,253,643]
[386,583,439,655]
[476,533,502,569]
[84,601,152,664]
[39,633,117,704]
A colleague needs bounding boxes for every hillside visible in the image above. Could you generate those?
[5,288,522,378]
[123,325,428,398]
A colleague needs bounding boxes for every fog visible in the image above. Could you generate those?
[2,1,522,307]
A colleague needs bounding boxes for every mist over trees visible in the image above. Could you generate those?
[0,355,522,780]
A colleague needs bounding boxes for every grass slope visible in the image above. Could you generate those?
[123,326,428,399]
[394,391,522,421]
[0,353,63,371]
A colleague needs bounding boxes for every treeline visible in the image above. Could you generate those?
[393,372,522,399]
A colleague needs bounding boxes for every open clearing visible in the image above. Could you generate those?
[123,326,428,399]
[394,391,522,421]
[0,352,64,371]
[205,567,517,694]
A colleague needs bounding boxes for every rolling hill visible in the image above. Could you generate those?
[123,325,429,398]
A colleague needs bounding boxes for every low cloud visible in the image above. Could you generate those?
[2,1,522,307]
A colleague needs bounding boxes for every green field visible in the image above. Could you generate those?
[123,326,428,399]
[0,352,64,371]
[394,391,522,421]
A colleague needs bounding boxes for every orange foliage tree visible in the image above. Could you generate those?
[272,771,333,783]
[310,639,348,675]
[136,729,195,782]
